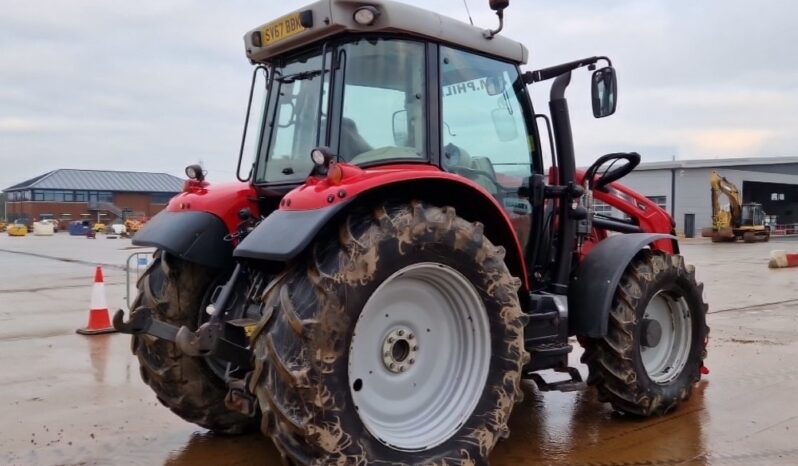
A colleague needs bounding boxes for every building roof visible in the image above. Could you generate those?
[4,169,184,193]
[634,156,798,171]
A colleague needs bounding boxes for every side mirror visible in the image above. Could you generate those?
[489,0,509,11]
[485,75,506,96]
[491,107,518,142]
[392,110,409,146]
[277,102,295,127]
[591,66,617,118]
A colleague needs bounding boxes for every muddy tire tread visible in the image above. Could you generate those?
[132,252,257,434]
[252,201,528,465]
[581,250,709,417]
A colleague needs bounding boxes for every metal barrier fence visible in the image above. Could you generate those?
[772,225,798,236]
[125,252,153,310]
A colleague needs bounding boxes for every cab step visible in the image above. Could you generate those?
[528,367,586,393]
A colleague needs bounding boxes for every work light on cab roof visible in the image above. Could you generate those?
[353,6,380,25]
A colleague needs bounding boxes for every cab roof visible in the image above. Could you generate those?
[244,0,529,65]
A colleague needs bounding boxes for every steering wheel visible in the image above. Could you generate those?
[444,143,502,194]
[585,152,641,191]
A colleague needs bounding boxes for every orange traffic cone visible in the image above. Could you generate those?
[76,266,118,335]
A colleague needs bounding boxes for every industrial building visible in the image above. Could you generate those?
[3,169,183,226]
[614,156,798,236]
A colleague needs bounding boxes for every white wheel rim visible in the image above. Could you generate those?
[640,291,693,384]
[348,262,491,451]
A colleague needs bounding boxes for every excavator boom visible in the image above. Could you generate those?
[709,171,742,228]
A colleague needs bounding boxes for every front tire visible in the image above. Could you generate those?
[251,202,528,464]
[132,252,258,434]
[581,250,709,416]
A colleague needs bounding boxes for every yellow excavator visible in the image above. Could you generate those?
[702,171,770,243]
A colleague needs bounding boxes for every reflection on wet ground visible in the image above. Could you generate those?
[138,366,798,466]
[163,432,277,466]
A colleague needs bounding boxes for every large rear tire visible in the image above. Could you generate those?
[132,251,258,434]
[251,202,528,464]
[581,250,709,416]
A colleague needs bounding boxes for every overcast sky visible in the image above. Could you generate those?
[2,0,797,189]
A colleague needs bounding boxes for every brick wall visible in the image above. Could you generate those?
[6,192,169,226]
[113,193,168,217]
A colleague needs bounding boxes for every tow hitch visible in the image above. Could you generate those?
[113,308,255,371]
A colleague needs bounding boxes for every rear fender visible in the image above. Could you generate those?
[133,211,234,269]
[568,233,676,337]
[234,164,529,290]
[165,182,259,233]
[133,182,258,269]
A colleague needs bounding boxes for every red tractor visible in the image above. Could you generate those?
[116,0,709,463]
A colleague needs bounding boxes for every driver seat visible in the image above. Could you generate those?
[339,117,372,161]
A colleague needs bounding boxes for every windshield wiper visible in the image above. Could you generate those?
[276,69,323,83]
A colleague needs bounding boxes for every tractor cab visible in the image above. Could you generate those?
[236,0,626,268]
[238,1,541,238]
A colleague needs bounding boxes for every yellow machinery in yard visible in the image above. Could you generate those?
[124,219,145,235]
[7,222,28,236]
[703,171,770,243]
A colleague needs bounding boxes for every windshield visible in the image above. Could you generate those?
[256,50,328,184]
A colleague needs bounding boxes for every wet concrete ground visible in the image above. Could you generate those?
[2,234,798,465]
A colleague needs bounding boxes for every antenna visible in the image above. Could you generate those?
[462,0,474,25]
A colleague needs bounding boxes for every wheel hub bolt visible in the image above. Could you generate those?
[381,326,418,374]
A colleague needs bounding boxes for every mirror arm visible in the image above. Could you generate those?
[524,56,612,84]
[483,9,505,39]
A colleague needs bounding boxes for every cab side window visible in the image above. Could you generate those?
[440,46,535,246]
